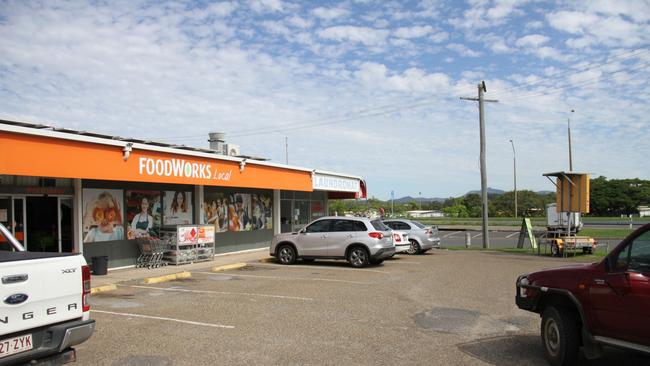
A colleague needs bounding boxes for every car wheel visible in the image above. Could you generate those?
[348,247,370,268]
[407,239,421,255]
[541,306,580,366]
[277,244,297,265]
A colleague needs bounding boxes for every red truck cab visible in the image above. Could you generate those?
[516,223,650,366]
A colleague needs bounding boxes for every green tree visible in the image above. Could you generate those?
[590,177,650,216]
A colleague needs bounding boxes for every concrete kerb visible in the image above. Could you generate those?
[89,248,269,293]
[143,271,192,284]
[212,263,248,272]
[91,284,117,295]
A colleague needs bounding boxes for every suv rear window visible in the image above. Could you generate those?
[411,221,426,229]
[371,220,389,231]
[332,220,366,232]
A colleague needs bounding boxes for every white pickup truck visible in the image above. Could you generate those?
[0,223,94,365]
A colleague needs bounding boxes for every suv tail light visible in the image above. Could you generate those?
[393,233,400,242]
[82,265,91,312]
[368,232,384,239]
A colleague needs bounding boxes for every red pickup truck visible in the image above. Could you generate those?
[516,223,650,366]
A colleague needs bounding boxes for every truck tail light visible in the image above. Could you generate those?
[368,232,384,239]
[393,233,400,242]
[82,265,91,312]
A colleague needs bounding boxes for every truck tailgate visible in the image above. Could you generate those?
[0,254,84,336]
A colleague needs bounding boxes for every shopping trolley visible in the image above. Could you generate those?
[136,237,168,268]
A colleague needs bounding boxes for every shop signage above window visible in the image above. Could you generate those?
[0,132,313,191]
[312,173,360,193]
[138,157,232,182]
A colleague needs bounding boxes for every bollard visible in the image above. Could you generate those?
[465,232,471,248]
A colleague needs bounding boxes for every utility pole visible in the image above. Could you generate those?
[509,139,517,219]
[285,137,288,164]
[461,81,498,249]
[568,109,574,171]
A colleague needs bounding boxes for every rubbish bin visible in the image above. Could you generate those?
[91,256,108,276]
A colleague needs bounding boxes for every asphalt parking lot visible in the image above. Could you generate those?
[79,250,650,366]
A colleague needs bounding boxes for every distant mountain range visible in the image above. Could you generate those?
[392,188,554,204]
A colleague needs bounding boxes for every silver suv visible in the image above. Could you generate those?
[382,219,440,254]
[270,216,395,267]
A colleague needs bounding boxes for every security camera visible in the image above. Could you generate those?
[122,143,133,161]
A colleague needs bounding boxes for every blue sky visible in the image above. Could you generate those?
[1,0,649,200]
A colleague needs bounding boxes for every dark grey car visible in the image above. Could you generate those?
[270,216,395,267]
[382,219,440,254]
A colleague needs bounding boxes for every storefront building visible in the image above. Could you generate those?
[0,119,366,269]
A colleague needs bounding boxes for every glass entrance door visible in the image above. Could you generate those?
[59,197,73,252]
[280,200,292,233]
[26,196,59,252]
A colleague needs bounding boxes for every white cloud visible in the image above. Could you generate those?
[261,20,290,36]
[429,31,449,43]
[446,43,481,57]
[547,11,600,34]
[394,25,433,39]
[548,11,648,46]
[312,7,350,21]
[515,34,549,48]
[354,62,450,93]
[205,2,238,17]
[450,0,526,29]
[287,16,311,29]
[318,26,389,46]
[248,0,285,13]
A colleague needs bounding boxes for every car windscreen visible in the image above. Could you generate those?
[411,221,426,229]
[371,219,390,231]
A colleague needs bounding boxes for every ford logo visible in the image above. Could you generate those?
[4,293,28,305]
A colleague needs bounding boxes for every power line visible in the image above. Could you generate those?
[505,60,650,102]
[489,47,649,97]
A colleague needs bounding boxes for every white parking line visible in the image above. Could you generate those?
[385,261,422,264]
[123,284,314,301]
[92,310,234,329]
[472,233,482,238]
[254,262,391,274]
[195,271,372,285]
[443,231,460,238]
[506,232,519,238]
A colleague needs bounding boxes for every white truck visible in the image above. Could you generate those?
[0,223,94,365]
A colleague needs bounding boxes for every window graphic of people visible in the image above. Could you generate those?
[129,197,154,239]
[168,191,190,225]
[235,194,250,231]
[84,192,124,243]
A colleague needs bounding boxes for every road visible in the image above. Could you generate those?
[439,229,624,251]
[78,251,649,365]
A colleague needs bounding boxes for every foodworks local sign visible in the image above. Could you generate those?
[138,157,232,182]
[312,174,360,192]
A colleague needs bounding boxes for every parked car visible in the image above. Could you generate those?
[0,223,95,365]
[270,216,395,267]
[382,219,440,254]
[516,223,650,366]
[390,230,410,255]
